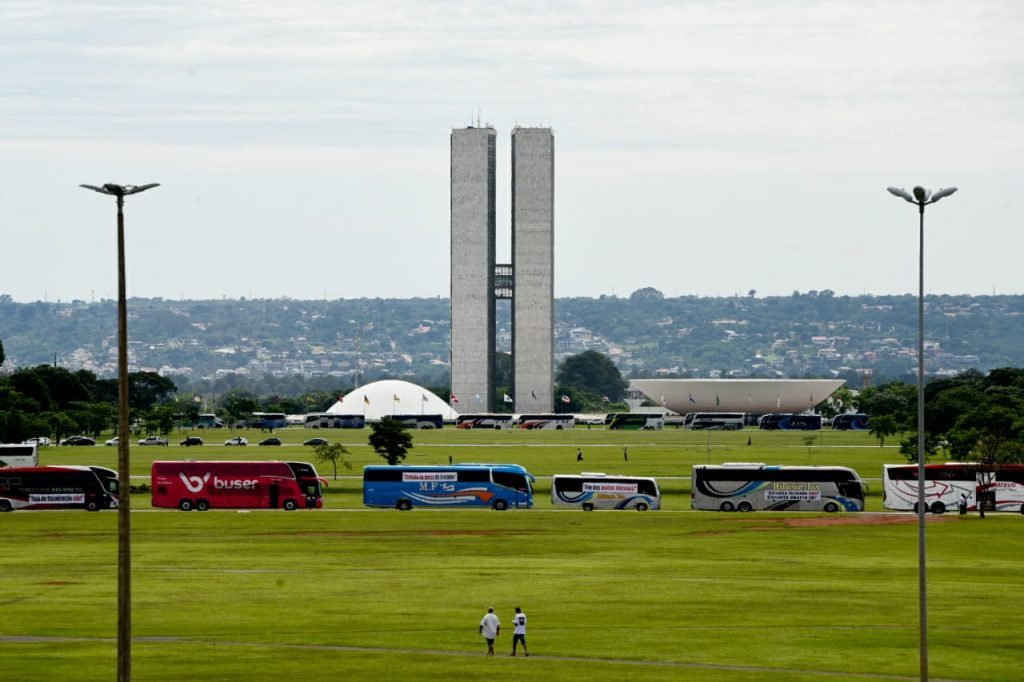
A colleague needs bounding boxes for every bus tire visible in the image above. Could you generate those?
[737,501,753,512]
[86,500,100,512]
[493,499,509,511]
[555,425,563,430]
[0,500,14,512]
[283,499,298,511]
[196,499,210,511]
[720,501,735,512]
[582,503,594,512]
[397,499,412,511]
[635,502,649,512]
[824,502,839,513]
[1019,504,1024,515]
[930,501,946,514]
[178,499,194,512]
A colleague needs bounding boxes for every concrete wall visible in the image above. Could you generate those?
[450,127,496,412]
[511,127,554,413]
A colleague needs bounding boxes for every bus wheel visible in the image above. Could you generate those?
[0,500,13,512]
[720,501,735,512]
[582,503,594,512]
[635,502,649,512]
[196,499,210,512]
[86,500,100,512]
[397,499,412,511]
[283,499,298,511]
[493,499,509,511]
[824,502,839,513]
[737,501,753,512]
[930,501,946,514]
[178,499,193,512]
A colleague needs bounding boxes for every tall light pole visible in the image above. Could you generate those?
[80,182,159,682]
[886,183,957,682]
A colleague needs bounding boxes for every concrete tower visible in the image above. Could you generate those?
[450,127,496,412]
[511,127,555,413]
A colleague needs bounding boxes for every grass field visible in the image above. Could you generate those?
[4,427,1023,681]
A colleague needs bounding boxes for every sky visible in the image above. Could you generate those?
[1,0,1022,303]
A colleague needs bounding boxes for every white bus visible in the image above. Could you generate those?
[883,463,1024,514]
[455,414,516,430]
[517,414,575,430]
[692,464,866,512]
[551,473,660,511]
[0,444,38,469]
[605,413,665,430]
[687,413,745,430]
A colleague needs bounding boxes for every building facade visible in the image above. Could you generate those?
[450,126,554,413]
[450,127,497,412]
[512,127,555,413]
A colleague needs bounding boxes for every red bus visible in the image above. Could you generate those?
[0,465,118,512]
[151,460,325,511]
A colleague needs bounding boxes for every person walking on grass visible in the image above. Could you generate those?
[576,448,583,462]
[510,606,529,657]
[479,607,500,656]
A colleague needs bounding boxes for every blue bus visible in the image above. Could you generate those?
[363,464,535,511]
[758,414,822,430]
[832,413,869,430]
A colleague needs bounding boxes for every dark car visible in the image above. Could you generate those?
[303,437,329,446]
[180,436,204,447]
[60,436,96,446]
[258,437,282,446]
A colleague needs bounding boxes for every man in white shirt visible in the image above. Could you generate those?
[479,608,500,656]
[510,606,528,656]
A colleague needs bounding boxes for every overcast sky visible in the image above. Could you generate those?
[1,0,1021,303]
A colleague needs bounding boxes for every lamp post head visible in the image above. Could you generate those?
[887,186,915,203]
[80,183,160,198]
[930,187,958,203]
[912,186,930,202]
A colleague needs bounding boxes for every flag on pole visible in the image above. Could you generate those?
[715,394,720,407]
[364,395,370,405]
[503,393,513,404]
[776,395,781,409]
[688,393,696,404]
[393,394,400,402]
[531,390,537,399]
[451,393,460,404]
[561,395,571,404]
[422,393,428,402]
[660,395,666,406]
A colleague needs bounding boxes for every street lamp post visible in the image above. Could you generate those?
[886,184,957,682]
[80,182,159,682]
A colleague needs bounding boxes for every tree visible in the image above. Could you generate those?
[0,339,5,367]
[369,418,414,465]
[556,351,628,406]
[129,371,177,411]
[313,442,352,479]
[868,414,899,447]
[946,395,1024,518]
[629,287,664,301]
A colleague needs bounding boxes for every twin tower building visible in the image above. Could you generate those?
[450,126,554,414]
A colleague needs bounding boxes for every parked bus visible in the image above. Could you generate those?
[688,413,746,430]
[692,464,866,512]
[151,460,325,511]
[832,413,870,430]
[363,464,534,510]
[0,443,38,468]
[551,473,661,511]
[385,414,444,430]
[0,465,118,512]
[883,463,1024,514]
[758,414,823,430]
[518,414,575,430]
[195,413,224,429]
[605,413,664,431]
[455,414,516,430]
[250,412,287,430]
[304,413,366,429]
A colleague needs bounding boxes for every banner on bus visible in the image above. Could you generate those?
[583,482,638,494]
[402,471,458,483]
[30,493,86,504]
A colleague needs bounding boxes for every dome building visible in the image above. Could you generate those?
[325,380,458,421]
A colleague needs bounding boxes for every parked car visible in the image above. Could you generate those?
[303,437,329,446]
[224,437,248,446]
[139,436,169,446]
[105,437,119,446]
[258,437,282,446]
[23,436,51,446]
[180,436,204,447]
[60,436,96,446]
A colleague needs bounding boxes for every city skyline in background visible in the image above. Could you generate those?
[1,1,1022,303]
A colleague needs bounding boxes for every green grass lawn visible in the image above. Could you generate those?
[7,427,1021,680]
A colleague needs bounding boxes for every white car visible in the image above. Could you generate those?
[224,437,248,446]
[24,436,51,446]
[139,436,169,446]
[105,437,119,446]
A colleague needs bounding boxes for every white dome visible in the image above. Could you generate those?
[325,380,459,421]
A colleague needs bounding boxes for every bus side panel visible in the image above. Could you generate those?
[151,462,303,510]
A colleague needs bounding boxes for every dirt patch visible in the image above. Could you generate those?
[277,529,544,538]
[782,513,959,528]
